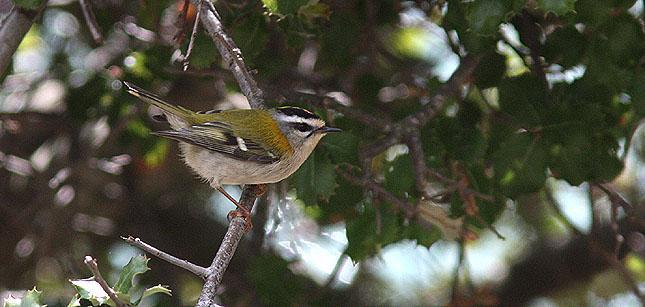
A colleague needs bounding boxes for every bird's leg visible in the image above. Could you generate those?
[216,186,252,232]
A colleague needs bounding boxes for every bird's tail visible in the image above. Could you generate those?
[123,81,194,127]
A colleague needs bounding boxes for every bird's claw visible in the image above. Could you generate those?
[227,209,253,233]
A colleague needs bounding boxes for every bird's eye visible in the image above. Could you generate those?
[293,123,312,132]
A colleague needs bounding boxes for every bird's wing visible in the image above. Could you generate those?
[152,122,280,164]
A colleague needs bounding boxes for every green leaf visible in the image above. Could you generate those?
[292,150,337,206]
[69,278,110,305]
[298,1,332,22]
[322,132,359,165]
[4,288,44,307]
[14,0,43,9]
[401,223,442,247]
[498,74,545,126]
[543,26,587,68]
[384,154,416,198]
[493,133,547,197]
[322,175,364,223]
[473,52,506,89]
[247,254,311,306]
[345,202,400,261]
[537,0,577,15]
[113,255,150,294]
[67,294,81,307]
[262,0,309,17]
[134,285,172,305]
[187,33,218,69]
[466,0,506,36]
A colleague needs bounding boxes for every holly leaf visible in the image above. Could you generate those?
[3,288,44,307]
[494,133,547,197]
[345,202,400,262]
[292,150,337,206]
[133,285,172,305]
[69,278,110,306]
[537,0,577,15]
[113,255,150,294]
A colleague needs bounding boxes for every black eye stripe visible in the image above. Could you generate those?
[277,107,320,119]
[293,123,313,132]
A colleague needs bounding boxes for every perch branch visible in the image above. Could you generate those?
[83,256,128,307]
[181,1,268,305]
[191,0,264,109]
[122,236,209,279]
[196,184,266,307]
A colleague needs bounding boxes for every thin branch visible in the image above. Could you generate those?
[191,0,265,109]
[595,183,634,212]
[323,251,348,289]
[337,167,416,219]
[0,3,47,75]
[79,0,104,44]
[405,131,432,198]
[83,256,128,307]
[196,184,266,307]
[122,236,209,279]
[182,0,203,71]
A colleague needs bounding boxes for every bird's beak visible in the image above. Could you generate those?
[317,126,342,134]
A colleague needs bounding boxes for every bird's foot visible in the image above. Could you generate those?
[227,208,253,233]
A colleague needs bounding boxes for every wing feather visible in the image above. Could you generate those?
[152,121,280,164]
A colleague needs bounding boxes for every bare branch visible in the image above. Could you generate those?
[83,256,128,307]
[182,0,203,71]
[337,167,416,219]
[79,0,104,44]
[196,184,266,307]
[122,236,209,279]
[191,0,265,109]
[0,2,47,75]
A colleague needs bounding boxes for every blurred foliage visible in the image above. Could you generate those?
[1,0,643,306]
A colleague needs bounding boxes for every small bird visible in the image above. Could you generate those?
[123,82,340,228]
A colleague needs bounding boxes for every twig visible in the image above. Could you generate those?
[191,0,265,109]
[182,0,203,71]
[405,131,432,198]
[595,183,634,212]
[323,251,348,289]
[79,0,104,44]
[451,240,465,302]
[122,236,209,279]
[83,256,128,307]
[195,184,266,307]
[337,167,416,219]
[179,1,269,305]
[0,2,47,75]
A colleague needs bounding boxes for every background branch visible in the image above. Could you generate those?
[191,0,264,109]
[83,256,128,307]
[0,1,47,75]
[122,236,209,279]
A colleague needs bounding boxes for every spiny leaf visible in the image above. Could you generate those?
[537,0,577,16]
[69,278,110,305]
[134,285,172,305]
[113,255,150,294]
[3,288,44,307]
[292,150,338,206]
